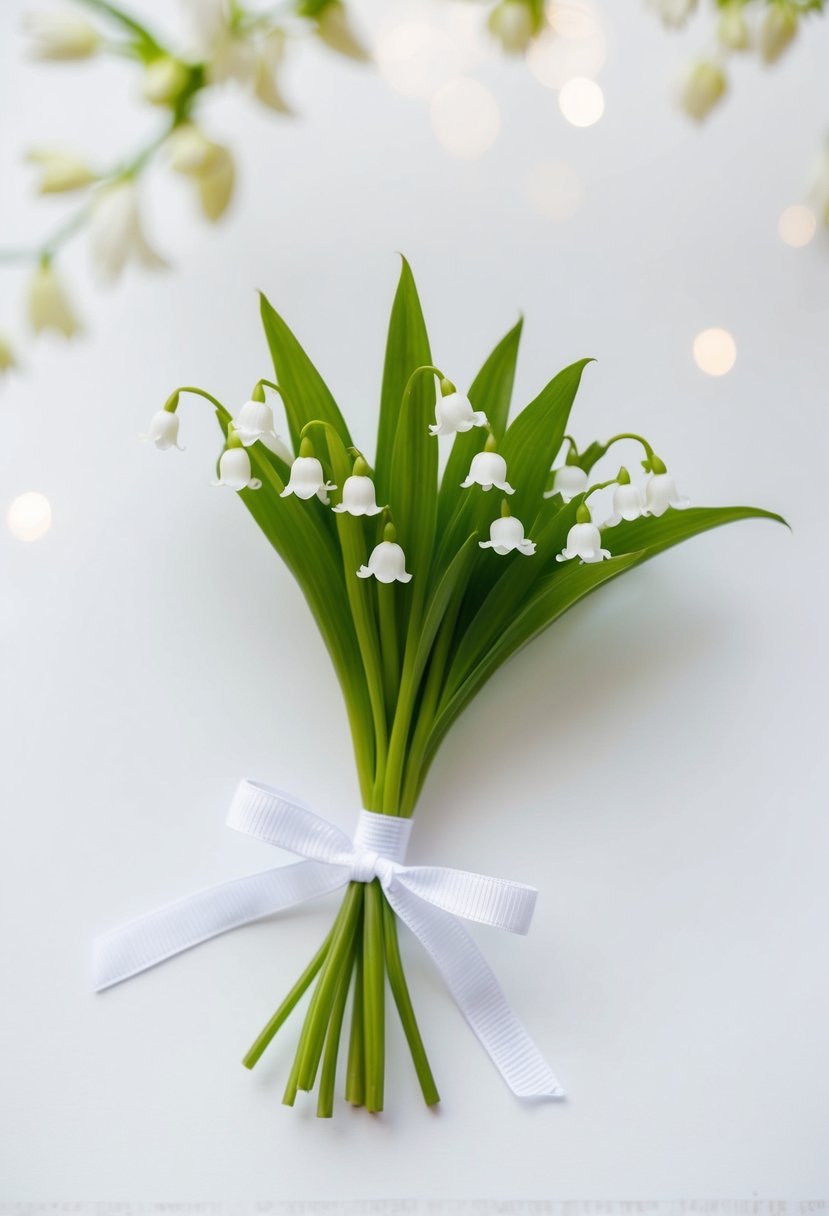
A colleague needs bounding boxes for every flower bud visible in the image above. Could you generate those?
[0,335,17,376]
[26,147,95,194]
[23,11,100,59]
[142,57,190,106]
[717,5,750,51]
[141,409,183,451]
[488,0,538,54]
[313,0,371,61]
[678,60,728,122]
[27,262,80,338]
[759,4,798,64]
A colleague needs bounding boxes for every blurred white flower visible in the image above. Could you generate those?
[556,520,610,564]
[313,1,371,61]
[357,540,412,583]
[0,335,18,376]
[206,23,293,114]
[429,392,487,437]
[544,464,588,502]
[167,124,235,221]
[646,0,698,29]
[488,0,538,53]
[759,4,798,64]
[281,455,336,503]
[141,408,183,451]
[23,9,100,59]
[89,180,168,283]
[717,4,751,51]
[180,0,229,53]
[480,513,536,556]
[678,60,728,122]
[142,56,190,105]
[333,473,384,516]
[461,450,515,493]
[644,472,689,516]
[213,446,262,491]
[26,147,95,194]
[27,262,80,337]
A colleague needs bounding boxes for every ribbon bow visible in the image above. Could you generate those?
[95,779,564,1099]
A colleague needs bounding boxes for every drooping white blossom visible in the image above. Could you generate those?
[544,464,588,502]
[314,1,371,61]
[488,0,537,53]
[141,409,183,451]
[604,479,646,527]
[678,61,728,122]
[281,455,336,503]
[27,263,80,337]
[646,0,698,29]
[556,520,610,564]
[429,392,487,437]
[644,472,690,516]
[759,4,798,64]
[166,123,235,222]
[23,10,100,59]
[142,56,190,105]
[0,335,17,376]
[333,474,384,516]
[26,147,95,194]
[357,541,412,583]
[461,450,515,493]
[213,446,261,491]
[89,180,168,283]
[480,513,536,557]
[717,4,751,51]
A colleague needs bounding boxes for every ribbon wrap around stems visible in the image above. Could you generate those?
[94,779,564,1099]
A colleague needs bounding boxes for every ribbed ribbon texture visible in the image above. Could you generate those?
[94,778,564,1099]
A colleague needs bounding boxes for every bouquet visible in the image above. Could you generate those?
[96,258,782,1117]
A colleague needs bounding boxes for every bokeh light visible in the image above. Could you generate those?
[778,204,817,248]
[693,328,737,376]
[528,9,606,90]
[559,77,605,127]
[376,23,462,100]
[7,491,52,542]
[430,78,501,159]
[526,161,583,220]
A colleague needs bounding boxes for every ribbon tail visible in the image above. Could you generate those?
[387,882,565,1099]
[94,860,348,992]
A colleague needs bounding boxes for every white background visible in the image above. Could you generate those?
[1,0,828,1199]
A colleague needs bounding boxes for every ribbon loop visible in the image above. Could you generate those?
[94,777,564,1099]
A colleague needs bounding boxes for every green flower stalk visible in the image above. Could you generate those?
[147,258,784,1115]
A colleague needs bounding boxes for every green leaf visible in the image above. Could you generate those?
[419,502,786,798]
[499,358,593,524]
[375,257,433,503]
[437,317,523,533]
[411,532,480,693]
[259,291,352,457]
[603,505,788,558]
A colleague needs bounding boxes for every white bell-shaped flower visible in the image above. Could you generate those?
[23,11,100,59]
[234,398,279,447]
[0,335,16,376]
[603,469,646,526]
[27,147,95,194]
[488,0,537,53]
[357,540,412,584]
[213,445,261,491]
[27,263,80,338]
[480,505,536,556]
[759,4,798,63]
[141,409,183,451]
[545,463,588,502]
[678,61,728,122]
[89,180,168,283]
[461,445,515,494]
[333,461,384,516]
[556,509,611,564]
[280,441,336,504]
[429,384,487,437]
[644,472,690,517]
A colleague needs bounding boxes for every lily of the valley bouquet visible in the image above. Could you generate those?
[95,259,782,1117]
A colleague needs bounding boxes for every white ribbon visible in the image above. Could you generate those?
[94,779,564,1099]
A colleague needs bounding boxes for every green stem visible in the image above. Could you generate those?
[376,582,400,725]
[316,932,356,1118]
[363,879,386,1112]
[345,942,365,1106]
[382,898,439,1106]
[295,884,363,1092]
[242,923,335,1069]
[76,0,166,55]
[399,598,458,815]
